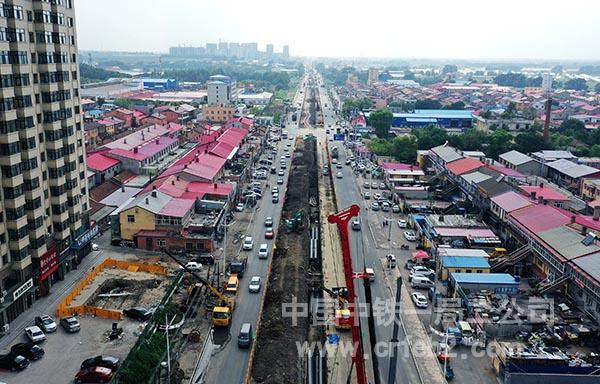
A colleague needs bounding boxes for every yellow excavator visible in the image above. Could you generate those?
[164,249,235,327]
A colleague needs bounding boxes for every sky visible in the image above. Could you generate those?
[76,0,600,60]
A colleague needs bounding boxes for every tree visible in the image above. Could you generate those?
[501,102,517,119]
[367,138,393,156]
[449,129,488,151]
[486,129,513,159]
[369,108,393,139]
[480,110,492,119]
[494,72,542,88]
[392,135,418,163]
[403,71,416,80]
[413,125,448,149]
[414,99,442,110]
[514,131,544,154]
[563,78,587,91]
[558,118,585,134]
[442,101,465,110]
[342,98,373,118]
[114,98,133,109]
[442,64,458,74]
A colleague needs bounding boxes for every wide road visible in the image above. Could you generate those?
[314,75,421,384]
[202,75,307,384]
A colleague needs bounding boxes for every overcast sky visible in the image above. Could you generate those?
[75,0,600,60]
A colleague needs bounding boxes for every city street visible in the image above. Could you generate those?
[201,76,306,384]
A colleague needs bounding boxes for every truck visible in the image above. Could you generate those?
[229,260,246,278]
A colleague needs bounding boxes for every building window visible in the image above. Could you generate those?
[157,239,166,247]
[127,215,135,223]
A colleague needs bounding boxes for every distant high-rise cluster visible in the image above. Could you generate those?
[169,42,290,60]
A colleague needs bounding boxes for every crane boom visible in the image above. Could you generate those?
[328,204,368,384]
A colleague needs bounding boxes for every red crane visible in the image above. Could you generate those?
[328,204,368,384]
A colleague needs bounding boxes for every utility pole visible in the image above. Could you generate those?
[387,276,403,384]
[165,313,171,384]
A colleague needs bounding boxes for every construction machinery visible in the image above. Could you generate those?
[285,209,305,232]
[319,285,352,330]
[328,205,368,384]
[164,249,235,327]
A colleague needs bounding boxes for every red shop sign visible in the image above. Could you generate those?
[40,246,59,282]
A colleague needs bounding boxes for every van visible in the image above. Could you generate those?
[237,323,252,348]
[411,276,434,289]
[365,268,375,281]
[226,276,239,294]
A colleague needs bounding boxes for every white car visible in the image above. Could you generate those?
[249,276,262,293]
[278,170,285,176]
[404,231,416,241]
[258,243,269,259]
[374,193,382,200]
[180,261,202,271]
[236,203,245,212]
[25,326,46,343]
[92,243,99,251]
[398,219,408,228]
[277,178,284,185]
[332,158,338,164]
[242,236,254,250]
[411,292,428,308]
[336,172,343,179]
[35,315,57,333]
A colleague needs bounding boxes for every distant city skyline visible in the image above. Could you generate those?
[75,0,600,60]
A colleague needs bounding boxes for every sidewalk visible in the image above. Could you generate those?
[0,232,133,350]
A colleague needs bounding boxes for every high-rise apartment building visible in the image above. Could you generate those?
[265,44,273,59]
[218,41,228,57]
[0,0,91,329]
[282,45,290,60]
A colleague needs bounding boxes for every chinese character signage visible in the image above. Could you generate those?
[40,247,58,282]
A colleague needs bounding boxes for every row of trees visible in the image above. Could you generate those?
[366,118,600,164]
[80,63,129,83]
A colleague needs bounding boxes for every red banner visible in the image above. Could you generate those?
[40,246,58,282]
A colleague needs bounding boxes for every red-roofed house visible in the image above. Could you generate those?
[227,116,253,130]
[161,153,227,183]
[141,113,168,126]
[105,108,135,128]
[447,157,484,177]
[107,136,179,173]
[87,153,122,184]
[520,184,570,207]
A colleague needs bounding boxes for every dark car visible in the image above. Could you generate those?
[264,230,274,239]
[60,316,81,333]
[123,307,153,322]
[81,355,120,371]
[0,353,30,371]
[10,342,44,361]
[193,254,215,265]
[74,366,113,383]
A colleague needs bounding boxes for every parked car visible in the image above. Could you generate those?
[235,203,245,212]
[123,307,153,322]
[398,219,408,228]
[60,316,81,333]
[248,276,262,293]
[242,236,254,250]
[371,202,380,211]
[265,229,274,239]
[264,217,273,228]
[24,326,45,343]
[392,205,400,213]
[379,182,386,190]
[81,355,120,371]
[411,265,435,276]
[374,193,382,200]
[11,342,44,361]
[404,231,416,241]
[180,261,202,272]
[336,172,343,179]
[34,315,57,333]
[411,292,429,308]
[278,170,285,177]
[0,353,29,371]
[345,159,351,165]
[92,243,99,251]
[74,366,114,384]
[336,163,343,169]
[381,202,391,212]
[194,254,215,265]
[371,182,378,189]
[277,178,284,185]
[363,181,370,189]
[272,193,279,203]
[364,191,371,199]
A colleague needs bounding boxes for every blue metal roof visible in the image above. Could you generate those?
[450,273,518,285]
[441,256,490,269]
